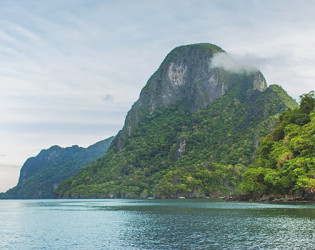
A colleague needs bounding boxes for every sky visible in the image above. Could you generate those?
[1,0,315,192]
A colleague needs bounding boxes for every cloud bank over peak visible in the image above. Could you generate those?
[210,52,258,74]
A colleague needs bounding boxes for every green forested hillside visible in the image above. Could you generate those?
[241,92,315,200]
[55,83,297,198]
[0,137,113,199]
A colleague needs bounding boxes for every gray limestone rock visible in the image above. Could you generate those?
[117,43,267,151]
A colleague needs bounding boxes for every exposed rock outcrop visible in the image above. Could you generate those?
[117,43,267,151]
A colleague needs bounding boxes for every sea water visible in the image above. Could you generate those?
[0,199,314,249]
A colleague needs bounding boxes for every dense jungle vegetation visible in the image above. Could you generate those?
[55,81,297,198]
[241,91,315,199]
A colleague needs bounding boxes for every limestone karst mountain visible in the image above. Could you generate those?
[117,44,266,151]
[54,43,297,198]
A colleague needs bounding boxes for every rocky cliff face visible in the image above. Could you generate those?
[117,43,267,150]
[18,145,65,184]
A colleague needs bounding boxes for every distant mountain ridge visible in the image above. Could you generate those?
[0,137,114,199]
[55,43,297,198]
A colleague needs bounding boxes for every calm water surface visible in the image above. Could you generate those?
[0,199,314,249]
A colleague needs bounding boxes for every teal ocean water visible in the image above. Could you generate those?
[0,199,314,249]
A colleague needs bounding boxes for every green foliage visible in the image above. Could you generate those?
[2,137,114,199]
[299,91,315,114]
[241,91,315,197]
[155,163,245,198]
[56,83,297,198]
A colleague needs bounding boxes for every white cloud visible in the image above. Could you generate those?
[210,52,257,73]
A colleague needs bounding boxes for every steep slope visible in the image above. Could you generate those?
[117,43,266,150]
[241,92,315,201]
[1,137,114,199]
[55,43,297,198]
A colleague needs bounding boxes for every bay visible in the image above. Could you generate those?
[0,199,314,249]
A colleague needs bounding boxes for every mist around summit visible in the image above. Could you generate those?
[210,52,258,74]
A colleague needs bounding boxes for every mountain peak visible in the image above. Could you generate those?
[118,43,267,150]
[168,43,225,56]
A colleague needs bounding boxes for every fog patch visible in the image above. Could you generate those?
[210,52,258,73]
